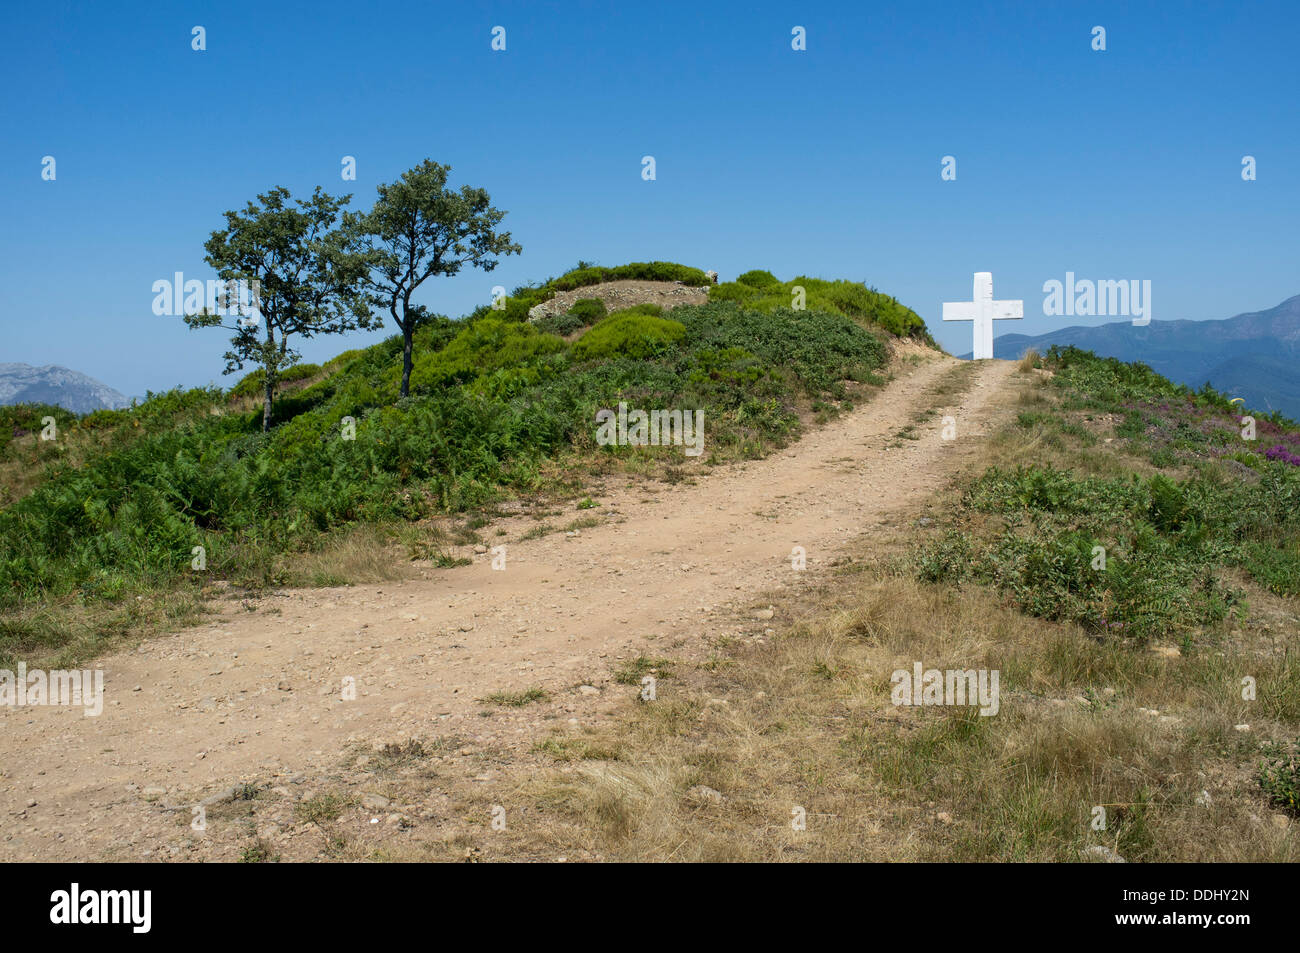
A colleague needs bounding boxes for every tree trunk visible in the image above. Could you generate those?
[400,323,414,398]
[262,324,276,432]
[262,369,273,432]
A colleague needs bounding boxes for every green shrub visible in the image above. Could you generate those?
[735,269,780,289]
[673,301,887,399]
[913,461,1300,641]
[710,272,931,341]
[1259,743,1300,817]
[915,530,975,583]
[572,313,688,362]
[609,303,663,318]
[550,261,711,291]
[1242,540,1300,595]
[568,298,607,322]
[709,281,762,306]
[534,312,585,337]
[403,318,567,394]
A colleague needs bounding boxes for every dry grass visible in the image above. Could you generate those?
[495,551,1298,862]
[0,586,208,671]
[275,522,415,587]
[453,368,1300,862]
[0,424,139,508]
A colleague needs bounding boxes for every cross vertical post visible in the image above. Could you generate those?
[943,272,1022,360]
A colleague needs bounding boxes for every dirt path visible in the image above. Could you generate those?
[0,354,1019,860]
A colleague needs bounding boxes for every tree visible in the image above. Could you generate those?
[354,161,521,398]
[188,186,375,431]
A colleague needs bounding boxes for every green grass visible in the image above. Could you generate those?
[237,839,280,863]
[613,655,676,685]
[1258,742,1300,817]
[296,792,355,824]
[482,686,549,707]
[535,736,624,762]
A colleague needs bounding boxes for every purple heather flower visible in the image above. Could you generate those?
[1265,445,1300,467]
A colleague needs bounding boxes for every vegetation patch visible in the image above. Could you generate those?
[710,272,932,341]
[915,349,1300,642]
[483,686,549,707]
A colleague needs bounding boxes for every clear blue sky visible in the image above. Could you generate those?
[2,0,1297,398]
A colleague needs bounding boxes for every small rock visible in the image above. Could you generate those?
[200,787,237,807]
[1079,844,1127,863]
[1234,724,1251,732]
[578,685,600,696]
[686,785,724,805]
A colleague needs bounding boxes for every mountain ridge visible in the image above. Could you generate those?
[0,363,131,414]
[970,294,1300,418]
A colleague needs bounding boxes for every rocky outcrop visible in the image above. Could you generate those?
[527,280,711,322]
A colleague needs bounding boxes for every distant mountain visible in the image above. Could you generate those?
[0,363,130,414]
[971,294,1300,419]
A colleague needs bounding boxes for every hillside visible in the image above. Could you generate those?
[0,261,930,661]
[973,294,1300,419]
[0,362,130,413]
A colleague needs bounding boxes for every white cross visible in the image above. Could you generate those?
[943,272,1022,360]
